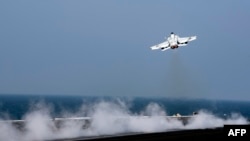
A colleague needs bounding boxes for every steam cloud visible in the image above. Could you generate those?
[0,100,248,141]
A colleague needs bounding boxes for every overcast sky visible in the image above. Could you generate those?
[0,1,250,101]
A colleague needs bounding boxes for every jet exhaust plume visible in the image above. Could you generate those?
[165,53,207,99]
[0,100,248,141]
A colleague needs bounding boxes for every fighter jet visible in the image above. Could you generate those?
[150,32,197,51]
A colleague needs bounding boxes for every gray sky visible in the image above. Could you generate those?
[0,1,250,101]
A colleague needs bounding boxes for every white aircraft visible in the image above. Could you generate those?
[150,32,197,51]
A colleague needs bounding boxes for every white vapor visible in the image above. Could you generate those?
[0,100,249,141]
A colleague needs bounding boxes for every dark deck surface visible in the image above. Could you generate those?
[51,128,227,141]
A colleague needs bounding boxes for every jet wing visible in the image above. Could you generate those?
[177,36,197,44]
[150,41,170,51]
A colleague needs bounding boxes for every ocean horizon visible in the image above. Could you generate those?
[1,94,250,141]
[1,94,250,120]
